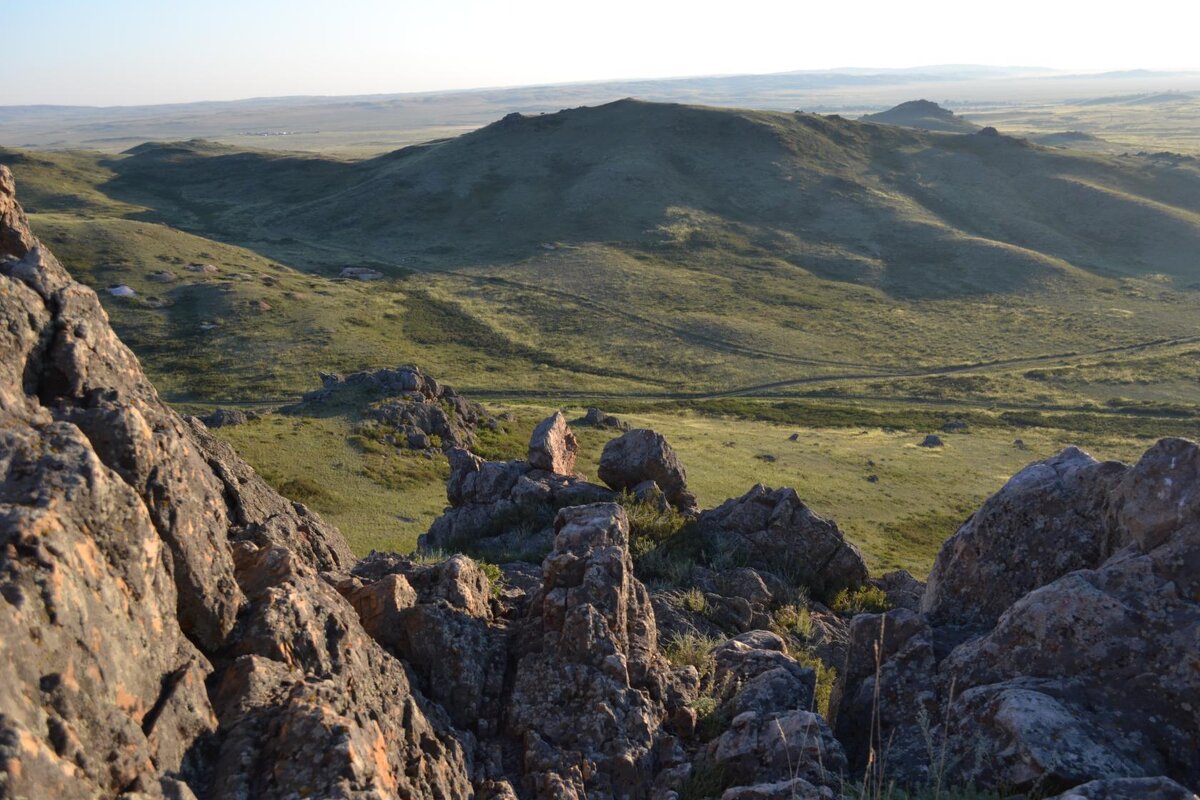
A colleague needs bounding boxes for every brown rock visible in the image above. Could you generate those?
[528,411,579,475]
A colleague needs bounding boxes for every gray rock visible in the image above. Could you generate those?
[922,446,1127,628]
[599,428,697,513]
[699,485,868,599]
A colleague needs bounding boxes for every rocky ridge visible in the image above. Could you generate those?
[2,166,1198,799]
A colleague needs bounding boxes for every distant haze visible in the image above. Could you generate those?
[7,0,1200,106]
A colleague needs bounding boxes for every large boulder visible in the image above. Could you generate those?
[699,485,868,598]
[598,428,697,513]
[528,411,579,475]
[835,438,1200,796]
[921,446,1128,628]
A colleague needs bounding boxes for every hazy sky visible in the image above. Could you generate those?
[5,0,1200,106]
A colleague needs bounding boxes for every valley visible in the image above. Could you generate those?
[3,96,1198,571]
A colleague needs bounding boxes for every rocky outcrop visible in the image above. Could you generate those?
[507,504,692,798]
[0,166,472,799]
[420,443,612,559]
[598,429,698,513]
[699,485,868,599]
[921,446,1127,628]
[833,440,1200,797]
[298,364,494,452]
[583,407,629,431]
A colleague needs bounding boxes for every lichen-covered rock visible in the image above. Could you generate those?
[708,709,846,793]
[866,569,924,612]
[699,485,868,599]
[0,166,474,799]
[921,446,1127,628]
[507,503,682,799]
[599,429,697,513]
[528,411,579,475]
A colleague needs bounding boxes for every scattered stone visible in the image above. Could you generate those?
[583,406,629,430]
[788,433,800,441]
[1013,438,1028,450]
[186,263,220,274]
[941,419,968,432]
[147,269,176,282]
[250,299,271,311]
[918,434,944,448]
[108,283,136,297]
[200,407,258,428]
[755,453,777,463]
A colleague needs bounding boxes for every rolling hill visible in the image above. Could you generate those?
[859,99,980,132]
[105,99,1200,295]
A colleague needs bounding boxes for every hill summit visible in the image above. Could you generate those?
[861,99,980,132]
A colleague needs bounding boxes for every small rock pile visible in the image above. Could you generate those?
[299,364,495,452]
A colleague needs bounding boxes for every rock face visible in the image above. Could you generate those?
[598,428,698,513]
[833,441,1200,796]
[507,504,687,798]
[921,446,1127,628]
[298,364,493,452]
[699,485,868,599]
[0,166,472,799]
[527,411,579,475]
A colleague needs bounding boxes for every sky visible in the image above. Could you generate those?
[5,0,1200,106]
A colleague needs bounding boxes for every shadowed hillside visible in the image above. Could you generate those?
[104,99,1200,298]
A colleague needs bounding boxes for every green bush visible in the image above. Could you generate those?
[831,585,891,616]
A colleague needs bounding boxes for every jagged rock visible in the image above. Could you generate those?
[507,503,684,799]
[699,485,868,599]
[922,446,1128,628]
[528,411,579,475]
[1046,777,1200,799]
[918,434,944,448]
[421,447,612,558]
[599,428,697,513]
[712,632,817,713]
[184,417,355,571]
[0,166,473,799]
